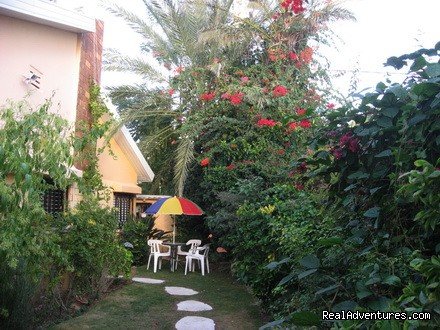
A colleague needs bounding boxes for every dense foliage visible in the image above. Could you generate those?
[0,86,133,327]
[108,0,439,328]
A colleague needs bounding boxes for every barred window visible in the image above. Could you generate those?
[42,188,65,215]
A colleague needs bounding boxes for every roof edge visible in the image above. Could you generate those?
[0,0,95,33]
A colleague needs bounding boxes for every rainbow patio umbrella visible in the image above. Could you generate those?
[145,196,203,243]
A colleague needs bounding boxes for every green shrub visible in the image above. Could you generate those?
[121,217,169,265]
[59,200,132,298]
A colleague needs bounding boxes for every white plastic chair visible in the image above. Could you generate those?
[185,244,210,276]
[176,239,201,268]
[146,239,171,273]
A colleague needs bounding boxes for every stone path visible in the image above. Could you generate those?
[165,286,198,296]
[175,316,215,330]
[132,277,164,284]
[132,278,215,329]
[177,300,213,312]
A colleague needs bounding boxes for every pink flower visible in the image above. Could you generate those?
[296,108,306,116]
[292,0,305,14]
[273,85,288,97]
[299,47,313,64]
[272,12,280,20]
[221,92,231,100]
[295,183,305,190]
[174,66,184,74]
[288,51,298,61]
[339,132,352,147]
[348,138,360,153]
[268,53,277,62]
[299,119,311,128]
[287,122,298,131]
[168,89,175,96]
[327,103,335,109]
[200,92,216,101]
[332,148,343,159]
[230,92,244,105]
[240,76,249,84]
[257,118,278,127]
[200,158,210,167]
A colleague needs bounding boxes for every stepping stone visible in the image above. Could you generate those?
[132,277,164,284]
[177,300,213,312]
[165,286,198,296]
[175,316,215,330]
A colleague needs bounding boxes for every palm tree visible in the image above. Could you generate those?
[104,0,246,196]
[104,0,353,196]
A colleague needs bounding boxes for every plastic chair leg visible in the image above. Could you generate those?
[147,254,152,270]
[185,257,189,275]
[201,259,205,276]
[153,255,158,273]
[206,258,210,274]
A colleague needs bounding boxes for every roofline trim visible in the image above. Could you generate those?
[0,0,95,33]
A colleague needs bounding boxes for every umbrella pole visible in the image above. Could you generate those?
[172,215,176,243]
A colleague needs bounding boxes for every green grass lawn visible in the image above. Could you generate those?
[52,263,264,329]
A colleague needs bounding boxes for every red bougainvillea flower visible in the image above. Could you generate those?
[200,158,210,167]
[297,162,307,173]
[292,0,305,14]
[174,66,184,74]
[230,92,244,105]
[332,148,344,159]
[273,85,288,97]
[226,163,236,170]
[339,132,352,147]
[268,53,277,62]
[296,108,306,116]
[168,89,175,96]
[288,51,298,61]
[272,12,280,20]
[221,92,231,100]
[200,92,216,101]
[299,119,311,128]
[295,183,305,190]
[299,46,313,64]
[257,118,278,127]
[287,122,298,131]
[327,103,335,109]
[277,149,285,155]
[348,137,360,153]
[281,0,291,9]
[240,76,249,84]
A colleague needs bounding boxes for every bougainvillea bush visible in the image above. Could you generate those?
[261,44,440,327]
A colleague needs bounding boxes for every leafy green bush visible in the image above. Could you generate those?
[262,43,440,327]
[121,217,169,265]
[59,200,132,298]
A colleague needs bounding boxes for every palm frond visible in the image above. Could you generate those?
[174,137,195,197]
[104,49,165,82]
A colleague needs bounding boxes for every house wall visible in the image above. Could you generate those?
[0,14,80,124]
[98,137,142,209]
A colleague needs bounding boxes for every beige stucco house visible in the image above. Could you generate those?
[0,0,154,227]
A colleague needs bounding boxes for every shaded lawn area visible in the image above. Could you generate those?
[52,264,264,329]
